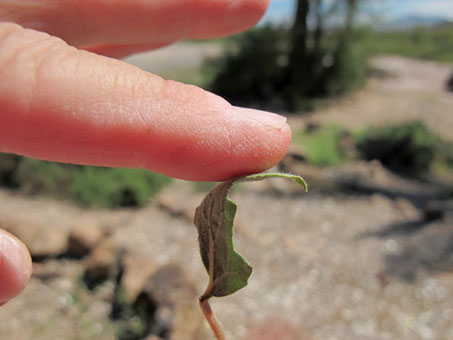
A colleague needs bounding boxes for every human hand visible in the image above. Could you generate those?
[0,0,291,305]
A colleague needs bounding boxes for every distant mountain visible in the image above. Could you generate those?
[386,15,450,30]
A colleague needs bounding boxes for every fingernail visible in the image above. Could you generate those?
[234,107,287,129]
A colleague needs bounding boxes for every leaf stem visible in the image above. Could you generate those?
[199,296,227,340]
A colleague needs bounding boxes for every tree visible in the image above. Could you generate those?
[287,0,310,90]
[208,0,365,111]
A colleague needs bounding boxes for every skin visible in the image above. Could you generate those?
[0,0,291,305]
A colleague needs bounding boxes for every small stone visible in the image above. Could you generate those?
[83,239,119,288]
[156,180,201,222]
[371,193,393,207]
[394,198,419,220]
[120,252,157,303]
[67,224,110,258]
[1,216,69,260]
[134,264,208,340]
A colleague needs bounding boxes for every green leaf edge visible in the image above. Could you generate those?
[240,172,308,191]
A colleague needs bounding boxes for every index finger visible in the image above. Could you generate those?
[0,24,291,182]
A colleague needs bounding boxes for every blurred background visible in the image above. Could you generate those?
[1,1,453,339]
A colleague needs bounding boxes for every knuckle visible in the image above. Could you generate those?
[0,23,70,83]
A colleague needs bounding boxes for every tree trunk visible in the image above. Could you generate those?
[325,0,359,94]
[313,0,324,57]
[287,0,310,88]
[332,0,358,59]
[339,0,358,45]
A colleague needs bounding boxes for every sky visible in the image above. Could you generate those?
[260,0,453,24]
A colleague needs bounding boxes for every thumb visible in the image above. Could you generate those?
[0,229,32,306]
[0,23,291,181]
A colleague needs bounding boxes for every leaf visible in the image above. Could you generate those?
[194,180,251,298]
[194,173,307,299]
[241,172,308,191]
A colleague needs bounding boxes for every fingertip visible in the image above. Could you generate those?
[189,0,271,39]
[0,230,32,306]
[229,107,292,175]
[181,107,292,182]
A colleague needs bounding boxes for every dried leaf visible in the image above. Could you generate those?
[194,173,307,298]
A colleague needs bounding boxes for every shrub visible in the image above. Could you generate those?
[294,125,346,167]
[71,167,171,208]
[0,154,22,189]
[16,158,77,195]
[319,38,367,97]
[0,156,172,208]
[359,24,453,63]
[207,26,367,111]
[208,26,288,109]
[356,122,442,175]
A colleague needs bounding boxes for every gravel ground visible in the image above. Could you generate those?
[219,187,453,340]
[0,179,452,340]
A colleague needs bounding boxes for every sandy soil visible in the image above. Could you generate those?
[291,56,453,141]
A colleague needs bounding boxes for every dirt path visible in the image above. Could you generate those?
[291,56,453,140]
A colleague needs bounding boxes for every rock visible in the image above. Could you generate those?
[158,195,187,220]
[83,239,120,288]
[1,215,69,260]
[134,264,208,340]
[32,262,61,281]
[394,198,420,220]
[66,223,110,258]
[157,180,201,222]
[120,252,157,303]
[371,193,393,208]
[32,259,85,283]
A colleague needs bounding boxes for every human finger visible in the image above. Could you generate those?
[0,24,291,182]
[0,229,32,306]
[0,0,269,46]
